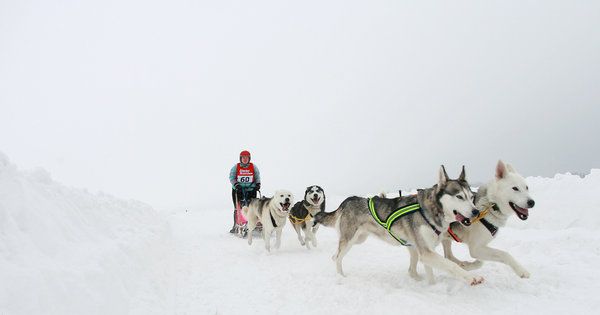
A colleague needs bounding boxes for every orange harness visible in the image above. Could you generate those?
[447,203,497,242]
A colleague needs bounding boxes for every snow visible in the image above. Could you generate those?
[0,152,170,314]
[1,151,599,314]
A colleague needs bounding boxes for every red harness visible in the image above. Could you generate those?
[447,226,462,242]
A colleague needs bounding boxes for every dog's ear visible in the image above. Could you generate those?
[506,163,516,173]
[496,160,507,179]
[305,186,311,195]
[438,165,449,186]
[458,165,467,182]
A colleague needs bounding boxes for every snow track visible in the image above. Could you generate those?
[1,151,599,314]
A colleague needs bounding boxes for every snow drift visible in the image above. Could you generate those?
[1,149,599,314]
[0,152,170,314]
[518,170,600,230]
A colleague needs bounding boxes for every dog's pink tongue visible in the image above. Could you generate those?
[455,212,467,222]
[516,206,529,216]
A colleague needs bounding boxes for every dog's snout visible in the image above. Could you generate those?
[313,194,318,198]
[285,198,290,203]
[527,199,535,208]
[472,209,480,216]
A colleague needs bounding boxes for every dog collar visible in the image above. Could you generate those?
[418,208,441,235]
[447,224,462,242]
[480,218,498,236]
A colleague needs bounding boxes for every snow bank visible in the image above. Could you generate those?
[508,170,600,230]
[1,149,598,314]
[0,152,170,315]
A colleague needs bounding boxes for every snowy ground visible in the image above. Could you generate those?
[153,202,600,315]
[2,151,600,314]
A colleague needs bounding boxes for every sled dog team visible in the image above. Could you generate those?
[241,160,536,286]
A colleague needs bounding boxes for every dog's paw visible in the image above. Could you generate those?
[460,260,483,271]
[469,276,484,286]
[427,277,436,285]
[409,271,423,281]
[517,269,530,279]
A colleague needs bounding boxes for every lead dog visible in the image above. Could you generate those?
[315,166,484,286]
[289,185,326,249]
[243,190,293,252]
[441,160,535,278]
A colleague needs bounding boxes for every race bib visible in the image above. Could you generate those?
[237,175,254,183]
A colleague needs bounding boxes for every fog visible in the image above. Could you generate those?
[1,0,599,209]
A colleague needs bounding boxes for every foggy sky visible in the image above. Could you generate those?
[1,0,599,210]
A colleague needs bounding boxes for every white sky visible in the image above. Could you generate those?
[1,0,599,210]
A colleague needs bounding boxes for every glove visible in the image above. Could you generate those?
[255,183,261,191]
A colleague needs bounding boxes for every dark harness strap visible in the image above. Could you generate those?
[270,211,278,228]
[419,209,441,235]
[480,218,498,236]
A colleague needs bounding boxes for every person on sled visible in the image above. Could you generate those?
[229,150,261,233]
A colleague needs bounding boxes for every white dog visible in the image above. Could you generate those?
[442,160,536,278]
[243,190,293,252]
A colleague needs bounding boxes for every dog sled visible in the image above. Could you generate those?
[233,187,262,238]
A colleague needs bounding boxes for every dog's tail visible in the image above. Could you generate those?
[314,200,350,227]
[314,197,361,227]
[313,209,340,227]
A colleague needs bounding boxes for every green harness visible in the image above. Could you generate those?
[368,197,421,246]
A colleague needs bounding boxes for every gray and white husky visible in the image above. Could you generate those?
[243,190,294,252]
[441,160,535,278]
[288,185,326,249]
[315,166,485,286]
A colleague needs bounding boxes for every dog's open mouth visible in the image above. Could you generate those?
[311,196,320,204]
[453,210,471,226]
[280,202,291,212]
[509,202,529,220]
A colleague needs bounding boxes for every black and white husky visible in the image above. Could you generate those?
[315,166,485,286]
[243,190,293,252]
[288,185,326,249]
[441,160,536,278]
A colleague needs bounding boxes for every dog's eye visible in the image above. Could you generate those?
[526,186,529,190]
[280,195,283,197]
[456,195,464,200]
[512,187,520,192]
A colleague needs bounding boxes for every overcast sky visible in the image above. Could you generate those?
[1,0,599,210]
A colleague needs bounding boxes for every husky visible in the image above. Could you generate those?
[243,190,293,252]
[314,166,485,286]
[441,160,535,278]
[289,185,326,249]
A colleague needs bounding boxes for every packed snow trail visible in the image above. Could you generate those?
[2,149,600,314]
[149,198,600,315]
